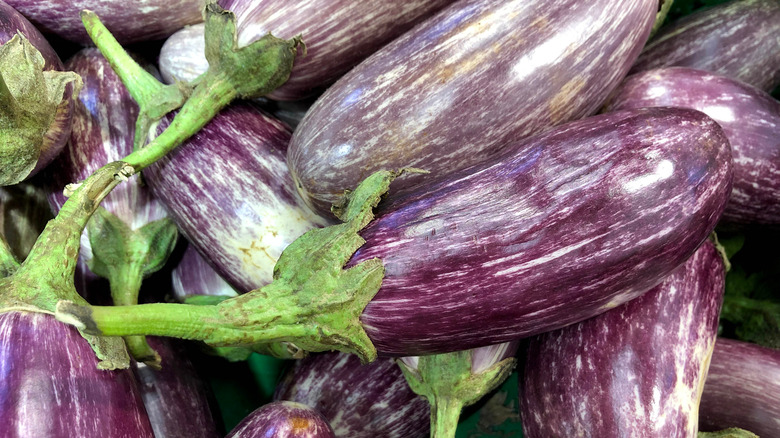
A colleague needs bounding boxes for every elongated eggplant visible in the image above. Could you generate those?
[274,351,429,437]
[144,103,330,292]
[348,107,732,355]
[519,240,725,437]
[699,338,780,437]
[171,242,238,302]
[227,401,335,438]
[4,0,204,44]
[630,0,780,92]
[288,0,657,215]
[605,67,780,226]
[0,312,154,437]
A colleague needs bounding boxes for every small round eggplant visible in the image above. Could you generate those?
[227,401,335,438]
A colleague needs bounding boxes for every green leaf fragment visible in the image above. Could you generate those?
[698,428,759,438]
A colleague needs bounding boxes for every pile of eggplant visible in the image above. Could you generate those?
[1,0,779,437]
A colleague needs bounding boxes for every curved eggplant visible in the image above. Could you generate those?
[227,401,335,438]
[4,0,204,44]
[288,0,657,215]
[348,107,732,356]
[275,352,429,437]
[171,242,238,302]
[699,338,780,437]
[630,0,780,92]
[0,312,154,437]
[519,240,725,437]
[144,103,329,292]
[605,67,780,226]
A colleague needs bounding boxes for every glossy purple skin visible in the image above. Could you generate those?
[630,0,780,93]
[519,241,725,438]
[275,352,429,438]
[171,242,238,302]
[699,338,780,436]
[144,104,329,293]
[349,107,732,356]
[0,0,73,179]
[0,312,154,437]
[215,0,456,101]
[606,67,780,226]
[288,0,657,216]
[227,401,335,438]
[132,337,220,438]
[4,0,204,44]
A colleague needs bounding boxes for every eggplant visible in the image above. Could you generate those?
[227,401,335,438]
[519,240,725,437]
[144,103,330,292]
[0,180,52,262]
[158,0,456,100]
[630,0,780,93]
[4,0,204,44]
[699,338,780,437]
[605,67,780,226]
[287,0,657,215]
[275,351,429,437]
[171,242,238,302]
[347,107,732,355]
[0,312,154,437]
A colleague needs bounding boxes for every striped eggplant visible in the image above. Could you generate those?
[132,337,221,438]
[144,103,330,292]
[171,242,238,302]
[274,351,429,437]
[0,0,75,182]
[158,0,456,100]
[699,338,780,437]
[519,240,725,438]
[4,0,204,44]
[630,0,780,92]
[347,107,732,356]
[287,0,657,215]
[605,67,780,226]
[227,401,335,438]
[0,312,154,437]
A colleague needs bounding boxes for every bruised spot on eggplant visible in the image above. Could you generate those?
[290,416,311,431]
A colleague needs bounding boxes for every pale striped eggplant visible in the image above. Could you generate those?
[630,0,780,92]
[699,338,780,437]
[0,312,154,438]
[144,103,330,292]
[605,67,780,226]
[275,352,429,438]
[158,0,456,100]
[171,242,238,302]
[288,0,657,215]
[227,401,335,438]
[348,107,732,355]
[519,240,725,437]
[4,0,204,44]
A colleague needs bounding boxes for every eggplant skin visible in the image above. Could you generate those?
[0,312,154,438]
[350,107,732,356]
[226,401,334,438]
[288,0,657,215]
[519,241,725,438]
[630,0,780,92]
[606,67,780,226]
[274,352,429,438]
[699,338,780,437]
[4,0,204,44]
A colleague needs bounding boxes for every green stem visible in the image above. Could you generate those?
[111,261,160,367]
[430,397,464,438]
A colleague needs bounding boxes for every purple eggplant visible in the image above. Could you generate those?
[4,0,203,44]
[227,401,335,438]
[158,0,456,100]
[605,67,780,226]
[275,351,429,437]
[0,312,154,437]
[699,338,780,437]
[132,337,221,438]
[346,107,732,356]
[519,240,725,437]
[630,0,780,92]
[171,242,238,302]
[287,0,657,215]
[144,103,330,292]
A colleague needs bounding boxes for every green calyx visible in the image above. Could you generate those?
[698,428,758,438]
[652,0,676,37]
[0,34,82,185]
[398,351,517,438]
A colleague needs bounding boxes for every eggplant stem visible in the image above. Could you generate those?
[430,397,464,438]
